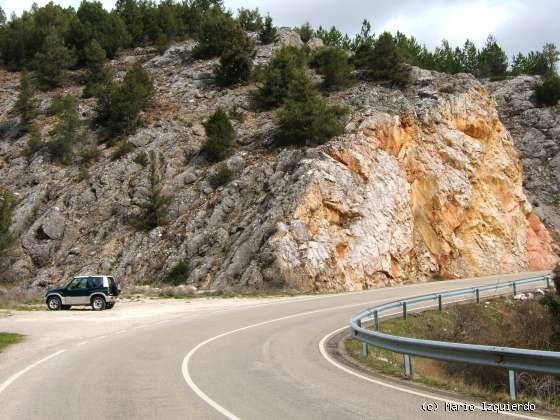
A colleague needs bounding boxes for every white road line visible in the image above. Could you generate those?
[181,300,380,420]
[318,328,543,420]
[0,349,66,396]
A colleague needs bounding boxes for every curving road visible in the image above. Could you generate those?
[0,272,550,420]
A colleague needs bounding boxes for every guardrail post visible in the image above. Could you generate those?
[508,370,517,400]
[546,276,551,289]
[438,294,442,311]
[512,282,517,296]
[402,302,407,319]
[356,319,369,356]
[476,288,480,304]
[373,310,379,331]
[404,354,413,379]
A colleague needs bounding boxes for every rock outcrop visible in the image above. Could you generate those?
[0,34,557,291]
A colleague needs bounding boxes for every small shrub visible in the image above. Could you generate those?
[76,167,89,182]
[26,124,43,157]
[536,72,560,107]
[163,260,191,285]
[133,151,149,167]
[311,47,353,89]
[258,14,278,45]
[209,163,233,188]
[155,32,171,55]
[110,140,135,161]
[203,108,236,162]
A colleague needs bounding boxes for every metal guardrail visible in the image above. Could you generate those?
[349,274,560,400]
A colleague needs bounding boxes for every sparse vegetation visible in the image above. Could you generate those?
[163,260,191,285]
[110,140,136,161]
[0,190,16,257]
[26,124,43,157]
[202,108,236,162]
[133,150,149,167]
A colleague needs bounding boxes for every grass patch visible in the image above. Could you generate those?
[0,332,23,352]
[344,295,560,413]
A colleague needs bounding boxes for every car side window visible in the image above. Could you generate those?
[69,278,88,289]
[88,277,103,289]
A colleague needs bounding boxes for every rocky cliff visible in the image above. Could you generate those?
[0,31,558,291]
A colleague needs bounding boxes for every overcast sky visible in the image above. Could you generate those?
[1,0,558,56]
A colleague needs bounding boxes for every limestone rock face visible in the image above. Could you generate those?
[0,37,557,291]
[485,76,560,248]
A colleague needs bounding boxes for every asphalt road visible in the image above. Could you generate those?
[0,272,551,420]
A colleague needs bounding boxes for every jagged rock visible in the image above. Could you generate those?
[307,38,324,50]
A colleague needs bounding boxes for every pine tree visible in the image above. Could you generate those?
[215,34,256,86]
[296,22,314,44]
[460,40,479,75]
[138,151,171,230]
[259,15,278,45]
[0,6,6,26]
[535,72,560,107]
[478,35,508,80]
[48,95,81,163]
[237,8,262,32]
[0,190,16,257]
[312,47,353,89]
[33,31,75,87]
[26,123,43,157]
[362,32,410,84]
[83,40,113,98]
[13,71,36,134]
[203,108,235,162]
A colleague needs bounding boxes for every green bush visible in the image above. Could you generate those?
[254,46,309,108]
[275,90,349,147]
[13,71,36,134]
[26,124,43,157]
[214,33,256,86]
[138,151,171,230]
[535,72,560,107]
[203,108,235,162]
[237,8,262,32]
[95,62,154,136]
[359,32,410,85]
[258,14,278,45]
[82,40,113,98]
[209,163,233,188]
[163,260,191,285]
[48,95,80,163]
[296,22,313,43]
[311,47,353,89]
[0,190,16,257]
[33,30,75,88]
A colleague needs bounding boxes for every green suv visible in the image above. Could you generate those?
[45,275,121,311]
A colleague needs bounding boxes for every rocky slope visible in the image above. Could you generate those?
[486,76,560,249]
[0,31,558,292]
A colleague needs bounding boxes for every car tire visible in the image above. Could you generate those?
[61,305,71,310]
[91,296,106,311]
[47,296,62,311]
[106,303,115,309]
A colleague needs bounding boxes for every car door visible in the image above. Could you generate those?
[65,277,90,304]
[88,276,105,298]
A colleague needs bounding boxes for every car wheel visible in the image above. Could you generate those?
[61,305,71,310]
[91,296,106,311]
[47,296,62,311]
[106,303,114,309]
